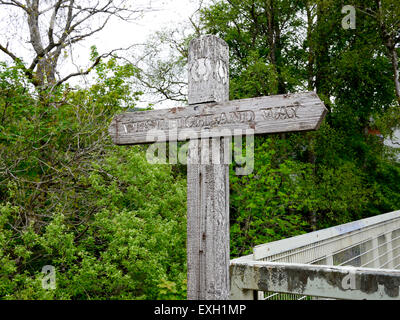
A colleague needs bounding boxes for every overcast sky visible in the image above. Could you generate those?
[0,0,207,108]
[77,0,202,59]
[100,0,201,45]
[0,0,204,80]
[64,0,204,104]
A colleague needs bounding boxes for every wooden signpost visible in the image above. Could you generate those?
[109,35,328,300]
[109,92,327,145]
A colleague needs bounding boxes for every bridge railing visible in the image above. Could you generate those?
[230,210,400,300]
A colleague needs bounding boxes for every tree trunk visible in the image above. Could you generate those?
[36,58,57,88]
[306,3,315,91]
[315,2,330,97]
[376,0,400,105]
[265,0,285,94]
[388,44,400,105]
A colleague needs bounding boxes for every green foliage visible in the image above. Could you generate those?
[1,0,400,300]
[201,0,306,94]
[201,0,400,258]
[230,51,279,99]
[0,58,187,299]
[230,138,311,256]
[0,147,187,300]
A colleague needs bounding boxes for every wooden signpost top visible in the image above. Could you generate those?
[108,35,328,300]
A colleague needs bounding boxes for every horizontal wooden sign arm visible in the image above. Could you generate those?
[109,91,328,145]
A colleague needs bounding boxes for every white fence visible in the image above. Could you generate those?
[230,210,400,300]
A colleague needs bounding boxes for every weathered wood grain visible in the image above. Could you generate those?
[107,34,329,301]
[186,35,230,300]
[188,35,229,105]
[230,260,400,300]
[109,91,328,145]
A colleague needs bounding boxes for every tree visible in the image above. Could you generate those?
[198,0,400,254]
[131,29,190,106]
[0,1,191,300]
[201,0,306,96]
[356,0,400,105]
[0,0,153,89]
[0,58,188,299]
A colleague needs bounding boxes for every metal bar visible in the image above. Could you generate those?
[337,235,400,267]
[380,252,400,268]
[264,219,400,262]
[264,293,280,300]
[254,211,400,260]
[360,243,400,268]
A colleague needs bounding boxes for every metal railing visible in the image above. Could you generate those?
[230,210,400,300]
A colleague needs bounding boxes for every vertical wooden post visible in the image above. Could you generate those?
[187,35,230,300]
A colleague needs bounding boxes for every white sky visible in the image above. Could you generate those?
[73,0,202,60]
[99,0,200,45]
[0,0,205,92]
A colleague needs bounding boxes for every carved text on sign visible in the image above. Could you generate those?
[121,110,256,133]
[120,103,303,134]
[109,92,328,145]
[261,102,301,120]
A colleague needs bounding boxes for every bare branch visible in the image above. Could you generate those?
[67,15,111,45]
[0,0,28,12]
[48,0,65,46]
[53,45,135,87]
[0,43,22,62]
[0,0,155,88]
[355,7,377,18]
